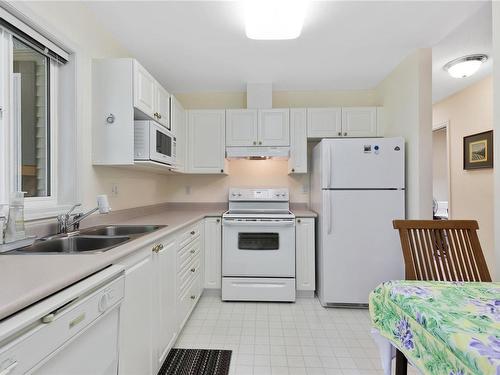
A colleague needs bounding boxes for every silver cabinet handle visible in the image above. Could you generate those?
[190,268,196,272]
[253,141,257,145]
[190,230,195,235]
[190,295,196,300]
[42,313,55,324]
[337,132,341,136]
[0,362,18,375]
[190,249,195,254]
[344,132,347,136]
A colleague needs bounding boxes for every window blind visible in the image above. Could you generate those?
[0,6,69,64]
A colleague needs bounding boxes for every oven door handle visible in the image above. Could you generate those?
[222,220,295,227]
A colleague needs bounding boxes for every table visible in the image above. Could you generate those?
[369,280,500,375]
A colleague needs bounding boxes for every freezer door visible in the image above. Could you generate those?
[321,138,404,189]
[319,189,405,305]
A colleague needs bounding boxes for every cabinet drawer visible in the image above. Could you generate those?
[177,275,201,329]
[177,239,200,273]
[177,222,201,248]
[178,257,200,297]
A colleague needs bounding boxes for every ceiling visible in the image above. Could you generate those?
[432,2,492,103]
[85,1,490,98]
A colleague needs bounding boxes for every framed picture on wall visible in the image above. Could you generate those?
[463,130,493,170]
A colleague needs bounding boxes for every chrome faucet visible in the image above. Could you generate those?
[57,196,111,234]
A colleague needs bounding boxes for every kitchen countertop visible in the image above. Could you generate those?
[291,209,317,218]
[0,207,224,321]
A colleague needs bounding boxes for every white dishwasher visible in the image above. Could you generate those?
[0,265,125,375]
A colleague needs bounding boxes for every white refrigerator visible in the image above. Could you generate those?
[311,137,406,306]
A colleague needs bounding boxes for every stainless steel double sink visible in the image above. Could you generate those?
[7,225,165,254]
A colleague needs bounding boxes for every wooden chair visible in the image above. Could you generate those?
[392,220,491,374]
[393,220,491,282]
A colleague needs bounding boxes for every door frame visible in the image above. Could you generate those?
[432,120,451,218]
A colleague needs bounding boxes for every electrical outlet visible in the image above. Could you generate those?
[185,186,191,195]
[111,183,119,196]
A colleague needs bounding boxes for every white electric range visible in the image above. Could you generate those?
[222,188,296,302]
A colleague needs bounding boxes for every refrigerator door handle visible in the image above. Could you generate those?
[327,193,333,235]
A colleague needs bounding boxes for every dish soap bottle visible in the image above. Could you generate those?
[5,192,26,243]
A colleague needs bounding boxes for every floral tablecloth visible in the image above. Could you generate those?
[369,280,500,375]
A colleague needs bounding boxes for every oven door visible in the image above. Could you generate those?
[149,122,176,165]
[222,218,295,277]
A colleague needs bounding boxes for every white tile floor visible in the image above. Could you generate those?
[174,294,419,375]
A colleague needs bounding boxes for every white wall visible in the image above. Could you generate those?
[433,77,494,273]
[493,2,500,280]
[162,159,309,203]
[375,49,433,219]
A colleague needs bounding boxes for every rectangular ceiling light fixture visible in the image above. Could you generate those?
[245,0,308,40]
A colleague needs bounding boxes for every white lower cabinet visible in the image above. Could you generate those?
[204,217,222,289]
[154,237,177,369]
[296,218,316,292]
[117,250,154,375]
[117,220,206,375]
[176,233,204,330]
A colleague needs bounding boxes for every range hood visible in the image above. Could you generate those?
[226,146,289,160]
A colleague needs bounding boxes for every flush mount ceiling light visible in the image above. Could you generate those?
[245,0,308,40]
[443,54,488,78]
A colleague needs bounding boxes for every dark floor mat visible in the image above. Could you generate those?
[158,348,232,375]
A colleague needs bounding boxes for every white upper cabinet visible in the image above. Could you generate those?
[341,107,377,137]
[307,107,378,138]
[288,108,307,174]
[259,109,290,146]
[93,59,173,169]
[155,83,170,129]
[307,108,342,138]
[171,96,186,172]
[187,110,227,174]
[133,60,170,127]
[226,109,259,146]
[133,61,156,119]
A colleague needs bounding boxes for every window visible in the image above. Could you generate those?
[12,37,51,198]
[1,6,74,219]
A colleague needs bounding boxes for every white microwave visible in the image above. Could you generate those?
[134,120,176,165]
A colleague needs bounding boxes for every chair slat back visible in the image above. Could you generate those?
[393,220,491,282]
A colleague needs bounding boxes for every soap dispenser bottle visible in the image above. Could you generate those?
[5,192,26,243]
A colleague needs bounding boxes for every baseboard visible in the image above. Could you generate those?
[296,290,315,298]
[203,288,222,296]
